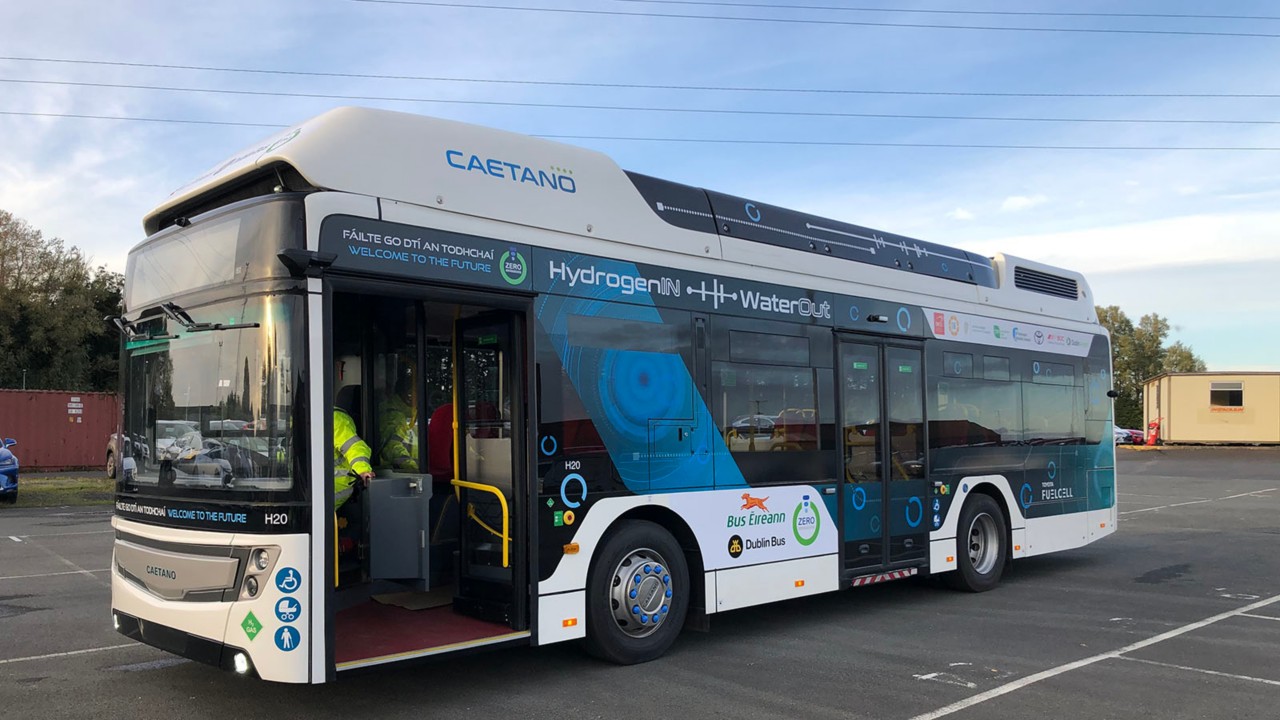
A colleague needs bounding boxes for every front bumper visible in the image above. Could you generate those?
[114,611,253,675]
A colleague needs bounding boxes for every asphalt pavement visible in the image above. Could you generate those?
[1,447,1277,720]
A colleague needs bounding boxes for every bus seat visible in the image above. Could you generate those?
[336,385,362,430]
[428,403,453,480]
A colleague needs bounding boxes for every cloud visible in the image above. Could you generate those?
[946,207,975,221]
[1000,194,1048,212]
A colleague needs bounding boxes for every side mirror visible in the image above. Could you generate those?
[4,438,15,447]
[1106,390,1119,398]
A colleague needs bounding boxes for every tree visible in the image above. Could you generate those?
[1095,305,1206,429]
[0,210,123,392]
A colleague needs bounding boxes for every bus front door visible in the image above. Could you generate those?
[452,312,528,629]
[838,339,929,574]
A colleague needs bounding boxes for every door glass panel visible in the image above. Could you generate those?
[886,347,927,564]
[886,348,925,481]
[840,343,882,569]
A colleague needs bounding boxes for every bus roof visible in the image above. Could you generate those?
[145,106,1095,324]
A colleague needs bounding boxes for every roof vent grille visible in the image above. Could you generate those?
[1014,266,1079,300]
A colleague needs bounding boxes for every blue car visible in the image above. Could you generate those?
[0,438,17,504]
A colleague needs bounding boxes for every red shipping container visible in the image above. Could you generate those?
[0,389,119,470]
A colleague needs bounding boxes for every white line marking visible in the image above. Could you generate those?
[1220,489,1277,500]
[0,644,136,666]
[8,536,21,542]
[914,672,978,689]
[1240,613,1280,622]
[1119,488,1277,516]
[15,529,113,538]
[0,568,110,581]
[1119,493,1209,500]
[907,592,1280,720]
[1119,656,1280,687]
[21,537,110,588]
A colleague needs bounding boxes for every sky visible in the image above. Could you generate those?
[1,0,1278,370]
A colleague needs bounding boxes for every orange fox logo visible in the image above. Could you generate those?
[741,493,769,511]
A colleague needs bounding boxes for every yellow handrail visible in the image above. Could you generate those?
[451,479,510,568]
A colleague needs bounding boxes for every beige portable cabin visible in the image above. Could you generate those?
[1144,372,1280,445]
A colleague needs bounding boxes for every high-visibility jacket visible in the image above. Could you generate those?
[378,394,419,471]
[334,409,372,509]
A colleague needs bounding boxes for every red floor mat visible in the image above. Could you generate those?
[334,602,516,665]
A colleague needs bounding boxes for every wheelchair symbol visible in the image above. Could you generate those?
[274,567,301,594]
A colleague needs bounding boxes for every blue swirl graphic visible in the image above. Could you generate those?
[906,497,923,528]
[852,486,867,510]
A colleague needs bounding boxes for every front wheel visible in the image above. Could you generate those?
[947,493,1008,592]
[584,520,689,664]
[106,451,117,479]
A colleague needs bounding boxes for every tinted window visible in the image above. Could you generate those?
[943,352,973,378]
[729,331,810,365]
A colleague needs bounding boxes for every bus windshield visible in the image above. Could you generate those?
[118,294,304,501]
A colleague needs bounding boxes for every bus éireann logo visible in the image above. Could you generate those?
[500,248,527,285]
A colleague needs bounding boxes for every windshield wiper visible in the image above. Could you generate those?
[105,315,179,341]
[161,302,260,333]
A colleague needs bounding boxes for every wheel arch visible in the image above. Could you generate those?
[595,506,706,616]
[965,481,1013,565]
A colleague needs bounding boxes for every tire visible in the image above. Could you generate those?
[584,520,689,665]
[106,451,117,479]
[946,493,1008,592]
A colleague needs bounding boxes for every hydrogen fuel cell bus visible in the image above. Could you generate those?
[109,107,1117,682]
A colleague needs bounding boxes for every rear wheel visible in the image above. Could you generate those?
[947,493,1007,592]
[106,451,117,479]
[584,520,689,664]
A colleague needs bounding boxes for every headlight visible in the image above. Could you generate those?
[253,549,270,571]
[245,576,259,598]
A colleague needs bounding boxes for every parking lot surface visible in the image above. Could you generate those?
[1,448,1277,719]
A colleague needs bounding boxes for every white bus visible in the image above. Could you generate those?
[109,107,1117,683]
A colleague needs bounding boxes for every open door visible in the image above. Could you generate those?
[839,338,929,574]
[452,311,528,629]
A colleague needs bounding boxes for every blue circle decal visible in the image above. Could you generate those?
[274,567,302,594]
[896,307,912,333]
[274,626,301,652]
[1047,460,1057,480]
[275,597,301,623]
[560,473,588,509]
[870,515,881,534]
[851,486,867,510]
[848,305,860,322]
[745,202,762,222]
[540,435,558,456]
[906,497,923,528]
[1020,483,1034,509]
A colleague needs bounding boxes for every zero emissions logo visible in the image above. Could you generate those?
[792,495,821,546]
[500,249,527,285]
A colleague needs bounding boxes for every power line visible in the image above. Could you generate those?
[616,0,1280,22]
[4,110,1279,151]
[2,56,1278,100]
[6,77,1280,126]
[347,0,1280,39]
[0,111,280,128]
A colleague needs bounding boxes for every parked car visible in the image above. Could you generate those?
[1113,427,1144,445]
[107,432,151,479]
[0,438,18,504]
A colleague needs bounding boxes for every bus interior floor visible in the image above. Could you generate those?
[334,601,514,665]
